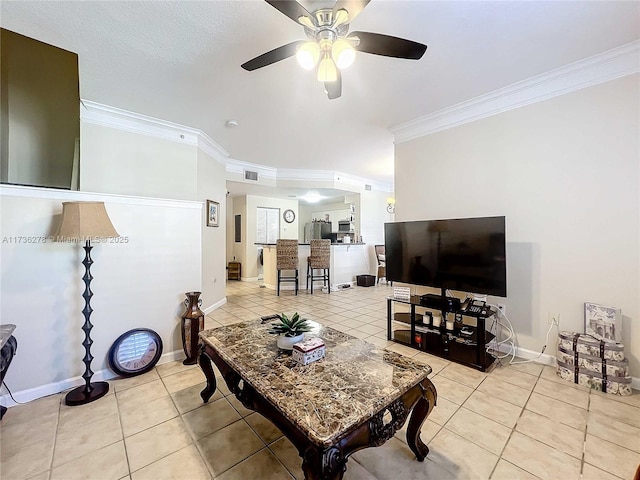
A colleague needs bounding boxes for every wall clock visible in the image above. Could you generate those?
[108,328,163,377]
[283,209,296,223]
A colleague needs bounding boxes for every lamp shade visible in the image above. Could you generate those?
[56,202,119,240]
[317,56,337,82]
[296,41,320,70]
[331,39,355,69]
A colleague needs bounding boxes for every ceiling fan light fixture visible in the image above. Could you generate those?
[296,41,320,70]
[333,9,349,28]
[331,39,356,69]
[317,55,337,82]
[301,191,323,203]
[297,15,315,29]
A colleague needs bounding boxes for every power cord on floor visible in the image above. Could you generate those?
[484,303,557,365]
[2,381,26,405]
[486,315,516,360]
[510,320,555,364]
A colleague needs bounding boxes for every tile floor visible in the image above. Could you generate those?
[2,281,639,480]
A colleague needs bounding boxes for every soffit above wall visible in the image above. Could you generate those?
[4,1,638,187]
[391,40,640,143]
[80,100,392,194]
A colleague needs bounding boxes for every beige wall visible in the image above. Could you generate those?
[1,29,79,188]
[359,189,394,274]
[225,196,235,265]
[232,195,299,280]
[245,195,299,280]
[395,75,640,375]
[232,195,247,270]
[1,118,230,401]
[197,149,227,311]
[80,123,198,200]
[0,188,201,398]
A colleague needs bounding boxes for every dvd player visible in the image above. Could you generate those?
[419,294,461,312]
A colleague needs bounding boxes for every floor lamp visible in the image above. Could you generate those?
[56,201,119,406]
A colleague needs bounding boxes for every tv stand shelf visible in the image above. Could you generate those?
[387,295,497,372]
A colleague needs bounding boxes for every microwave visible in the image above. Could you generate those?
[338,221,353,232]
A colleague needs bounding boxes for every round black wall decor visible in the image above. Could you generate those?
[108,328,163,377]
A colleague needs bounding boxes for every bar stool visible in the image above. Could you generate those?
[276,239,299,296]
[375,244,391,285]
[306,239,330,294]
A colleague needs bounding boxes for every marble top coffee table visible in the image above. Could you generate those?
[198,319,437,480]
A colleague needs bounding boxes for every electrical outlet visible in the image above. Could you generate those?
[548,312,560,326]
[497,304,506,315]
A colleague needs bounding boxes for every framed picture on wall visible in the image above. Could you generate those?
[584,302,622,343]
[206,200,219,227]
[234,215,241,242]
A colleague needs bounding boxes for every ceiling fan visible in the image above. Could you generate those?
[241,0,427,99]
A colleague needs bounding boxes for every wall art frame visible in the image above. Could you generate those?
[206,200,219,227]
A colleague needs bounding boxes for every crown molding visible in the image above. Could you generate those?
[391,40,640,144]
[79,100,389,191]
[277,169,336,182]
[197,135,229,163]
[80,100,229,163]
[277,169,392,193]
[334,171,392,193]
[225,158,278,180]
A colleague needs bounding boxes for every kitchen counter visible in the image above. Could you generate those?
[259,243,370,292]
[255,242,366,246]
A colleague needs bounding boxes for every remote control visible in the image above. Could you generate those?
[260,314,280,323]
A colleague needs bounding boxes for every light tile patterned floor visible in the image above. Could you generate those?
[2,281,639,480]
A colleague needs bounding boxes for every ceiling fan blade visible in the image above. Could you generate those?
[350,31,427,60]
[265,0,314,26]
[241,41,304,71]
[333,0,371,23]
[325,70,342,100]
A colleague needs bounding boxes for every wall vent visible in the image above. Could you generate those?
[364,184,372,191]
[244,170,259,181]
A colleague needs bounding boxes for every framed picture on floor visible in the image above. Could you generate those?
[584,302,622,343]
[206,200,219,227]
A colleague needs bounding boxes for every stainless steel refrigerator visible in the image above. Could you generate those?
[304,221,331,242]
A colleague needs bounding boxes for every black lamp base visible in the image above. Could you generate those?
[65,381,109,406]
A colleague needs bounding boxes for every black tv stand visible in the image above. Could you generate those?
[386,291,496,372]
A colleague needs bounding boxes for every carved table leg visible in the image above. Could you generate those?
[302,445,346,480]
[406,379,437,461]
[198,344,217,403]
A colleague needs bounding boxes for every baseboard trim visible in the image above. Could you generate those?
[3,339,636,407]
[0,349,185,407]
[490,343,557,366]
[490,343,639,390]
[333,282,355,291]
[202,297,227,314]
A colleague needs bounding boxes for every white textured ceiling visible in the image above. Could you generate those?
[2,1,639,186]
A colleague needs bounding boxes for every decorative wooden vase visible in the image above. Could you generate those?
[181,291,204,365]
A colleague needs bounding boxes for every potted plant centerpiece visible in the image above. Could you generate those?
[268,313,312,350]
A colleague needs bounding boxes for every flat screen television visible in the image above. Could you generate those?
[384,216,507,297]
